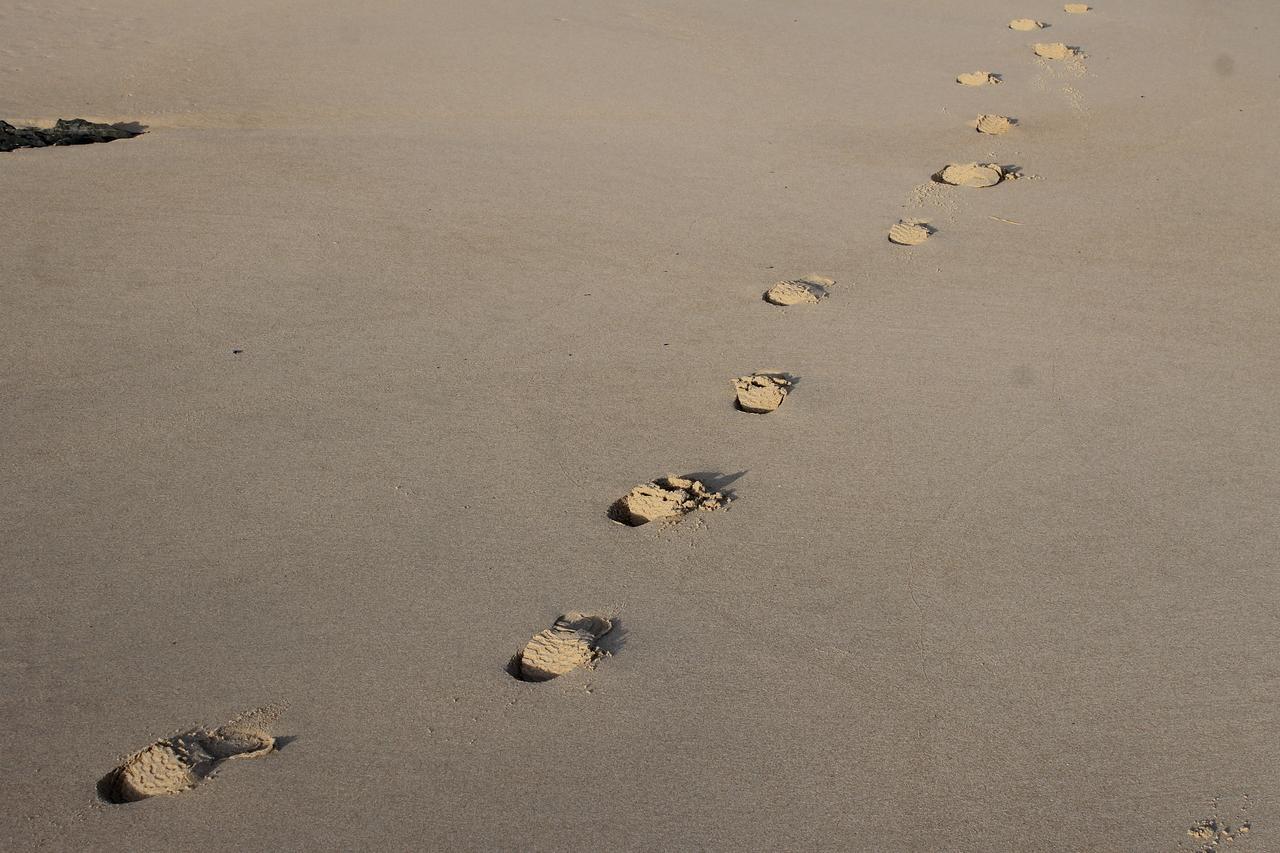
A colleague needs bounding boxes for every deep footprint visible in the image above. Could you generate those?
[513,613,614,682]
[763,274,833,306]
[1,118,143,152]
[1009,18,1046,31]
[734,372,791,413]
[97,706,281,804]
[935,163,1007,188]
[609,475,727,526]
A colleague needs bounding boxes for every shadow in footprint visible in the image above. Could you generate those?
[683,470,747,500]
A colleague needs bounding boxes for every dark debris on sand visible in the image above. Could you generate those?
[1,118,144,152]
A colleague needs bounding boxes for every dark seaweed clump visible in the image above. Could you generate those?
[1,118,144,152]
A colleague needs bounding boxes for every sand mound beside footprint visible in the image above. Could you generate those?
[1034,42,1076,59]
[888,220,933,246]
[975,115,1014,135]
[734,372,791,413]
[609,475,727,526]
[956,71,1000,86]
[98,708,280,804]
[1009,19,1045,31]
[935,163,1006,188]
[516,613,614,682]
[763,274,833,306]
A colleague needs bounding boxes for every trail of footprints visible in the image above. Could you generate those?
[85,8,1229,846]
[902,3,1095,240]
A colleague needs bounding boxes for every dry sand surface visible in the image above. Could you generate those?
[3,0,1279,849]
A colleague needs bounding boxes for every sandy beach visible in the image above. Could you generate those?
[3,1,1278,849]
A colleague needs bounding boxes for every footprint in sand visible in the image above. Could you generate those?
[975,114,1015,135]
[1064,3,1090,13]
[763,274,834,306]
[512,613,614,682]
[1033,42,1080,60]
[956,71,1001,86]
[734,372,791,414]
[888,220,934,246]
[1009,18,1046,31]
[935,163,1008,188]
[608,475,728,526]
[97,706,283,804]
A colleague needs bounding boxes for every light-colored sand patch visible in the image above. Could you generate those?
[734,372,791,414]
[1187,817,1251,852]
[956,71,1001,86]
[936,163,1006,188]
[975,114,1014,135]
[763,274,833,306]
[888,220,933,245]
[518,613,614,682]
[99,707,280,804]
[1064,3,1090,12]
[1009,19,1045,31]
[609,476,727,526]
[1034,42,1076,60]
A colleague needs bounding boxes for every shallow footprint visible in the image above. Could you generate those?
[763,274,833,306]
[515,613,614,682]
[734,372,791,413]
[935,163,1006,188]
[609,475,727,526]
[956,71,1001,86]
[98,707,280,804]
[1033,42,1077,60]
[888,220,934,246]
[1064,3,1090,12]
[975,114,1015,135]
[1009,18,1046,31]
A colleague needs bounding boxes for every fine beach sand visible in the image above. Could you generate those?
[2,1,1279,849]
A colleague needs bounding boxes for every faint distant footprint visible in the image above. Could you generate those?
[510,613,615,682]
[1009,18,1046,31]
[1033,42,1081,60]
[97,705,284,804]
[609,475,728,526]
[1182,796,1253,852]
[1064,3,1091,13]
[763,274,834,305]
[734,372,792,413]
[956,71,1001,86]
[888,219,934,245]
[974,114,1016,135]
